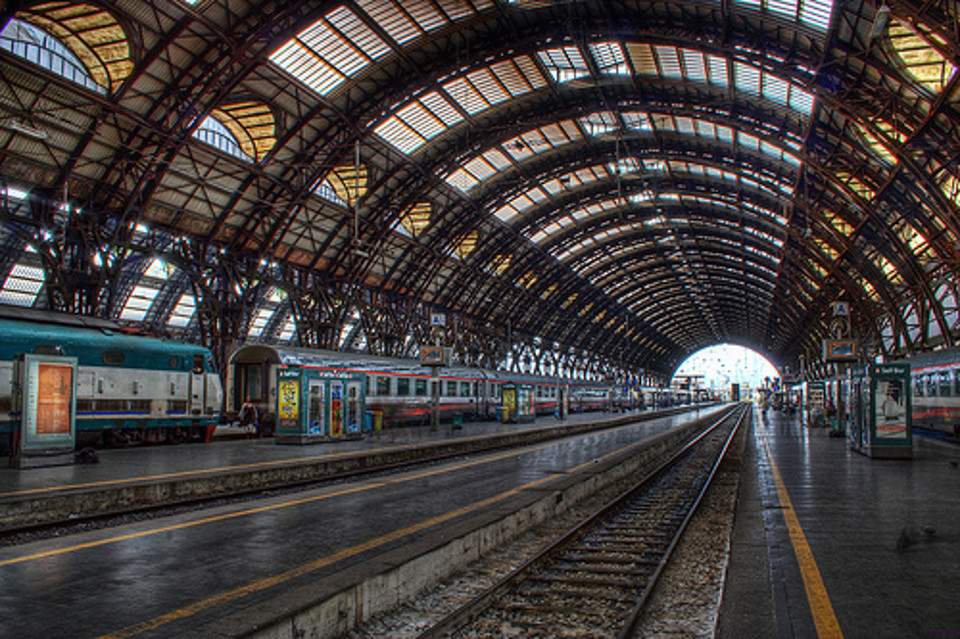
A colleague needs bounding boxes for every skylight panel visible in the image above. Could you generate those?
[494,203,522,223]
[708,55,729,86]
[119,285,159,322]
[626,43,657,75]
[623,112,652,131]
[444,77,486,114]
[168,293,196,328]
[463,156,497,182]
[0,264,44,307]
[762,73,790,106]
[589,42,630,75]
[538,46,590,83]
[358,0,422,45]
[655,45,682,78]
[405,1,445,32]
[278,317,297,342]
[247,307,274,338]
[482,149,513,171]
[788,87,815,115]
[467,68,510,105]
[397,100,444,139]
[270,7,389,97]
[582,111,619,135]
[421,91,463,127]
[374,115,423,154]
[681,49,707,82]
[734,62,761,94]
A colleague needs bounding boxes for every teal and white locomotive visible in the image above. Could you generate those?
[0,305,222,454]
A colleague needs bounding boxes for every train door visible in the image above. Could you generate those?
[189,354,205,416]
[234,361,267,413]
[307,378,325,436]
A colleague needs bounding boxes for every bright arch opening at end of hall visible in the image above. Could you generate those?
[672,344,780,402]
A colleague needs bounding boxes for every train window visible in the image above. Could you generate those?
[926,376,937,397]
[446,380,457,397]
[377,376,390,396]
[460,381,470,397]
[415,378,428,396]
[397,377,410,396]
[955,370,960,395]
[940,372,952,397]
[102,350,126,366]
[169,356,179,369]
[914,376,923,397]
[33,345,63,356]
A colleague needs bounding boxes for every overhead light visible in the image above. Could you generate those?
[5,119,48,140]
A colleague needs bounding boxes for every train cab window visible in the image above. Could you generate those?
[103,350,126,366]
[33,345,63,356]
[446,380,457,397]
[460,381,471,397]
[940,372,952,397]
[376,376,390,396]
[415,378,428,396]
[397,377,410,396]
[193,355,204,374]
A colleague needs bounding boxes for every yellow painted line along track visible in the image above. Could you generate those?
[760,429,844,639]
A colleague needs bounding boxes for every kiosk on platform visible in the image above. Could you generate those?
[273,367,365,444]
[845,363,912,459]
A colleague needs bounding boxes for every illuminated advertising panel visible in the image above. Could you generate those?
[21,354,77,452]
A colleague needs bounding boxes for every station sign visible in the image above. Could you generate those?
[823,338,858,362]
[421,346,451,366]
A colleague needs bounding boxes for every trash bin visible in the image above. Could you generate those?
[372,410,383,432]
[453,413,463,430]
[365,411,373,432]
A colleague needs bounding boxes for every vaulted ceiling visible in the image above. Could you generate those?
[0,0,957,378]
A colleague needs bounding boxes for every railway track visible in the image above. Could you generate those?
[417,404,748,638]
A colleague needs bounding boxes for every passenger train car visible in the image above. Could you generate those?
[907,347,960,437]
[227,344,643,431]
[0,306,222,454]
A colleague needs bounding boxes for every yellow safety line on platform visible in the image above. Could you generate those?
[760,430,843,639]
[96,452,621,638]
[0,441,452,498]
[0,424,650,572]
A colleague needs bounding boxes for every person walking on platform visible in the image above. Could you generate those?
[239,397,260,438]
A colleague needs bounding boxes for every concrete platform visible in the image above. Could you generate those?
[0,406,696,529]
[0,406,721,638]
[718,406,960,638]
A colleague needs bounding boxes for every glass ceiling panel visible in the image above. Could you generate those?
[270,7,390,96]
[273,1,495,96]
[733,0,835,31]
[538,46,589,83]
[0,263,44,307]
[589,42,630,75]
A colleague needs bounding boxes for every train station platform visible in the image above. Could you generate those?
[718,406,960,638]
[0,405,697,531]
